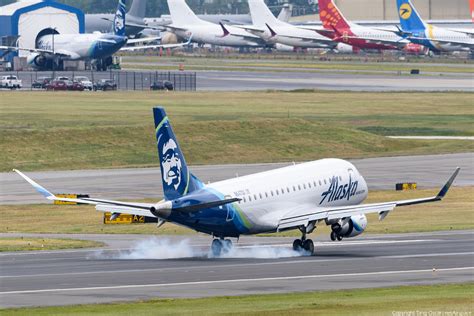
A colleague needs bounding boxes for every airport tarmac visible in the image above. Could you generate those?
[197,70,474,91]
[0,230,472,307]
[1,153,472,205]
[1,69,473,92]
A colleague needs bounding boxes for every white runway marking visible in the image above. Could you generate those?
[1,267,471,295]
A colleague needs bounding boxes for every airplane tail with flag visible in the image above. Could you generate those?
[396,0,427,32]
[153,107,204,201]
[317,0,351,30]
[114,0,127,36]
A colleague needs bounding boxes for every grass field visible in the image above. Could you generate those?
[1,187,472,235]
[2,283,472,315]
[1,91,472,172]
[0,237,103,252]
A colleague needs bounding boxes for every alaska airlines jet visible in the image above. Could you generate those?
[237,0,336,50]
[15,107,460,256]
[396,0,473,53]
[165,0,265,47]
[308,0,415,52]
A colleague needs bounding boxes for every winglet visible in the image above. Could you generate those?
[436,167,460,199]
[266,23,277,37]
[219,22,230,37]
[13,169,55,199]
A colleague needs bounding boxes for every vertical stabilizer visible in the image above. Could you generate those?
[114,0,127,36]
[128,0,146,19]
[248,0,282,27]
[277,4,292,22]
[153,107,203,200]
[396,0,426,32]
[317,0,350,30]
[167,0,205,26]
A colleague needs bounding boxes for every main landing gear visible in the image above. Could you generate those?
[330,231,343,242]
[211,238,233,257]
[292,224,315,255]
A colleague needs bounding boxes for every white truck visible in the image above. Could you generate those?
[1,75,22,89]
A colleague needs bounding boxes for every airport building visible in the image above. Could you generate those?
[0,0,84,65]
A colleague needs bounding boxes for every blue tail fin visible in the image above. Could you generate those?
[114,0,126,36]
[153,107,203,200]
[396,0,426,32]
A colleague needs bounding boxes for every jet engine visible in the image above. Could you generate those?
[334,43,360,54]
[329,214,367,240]
[27,53,48,68]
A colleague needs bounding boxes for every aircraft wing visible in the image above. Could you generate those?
[233,25,266,33]
[447,28,474,36]
[13,169,158,218]
[277,167,460,231]
[120,36,192,51]
[165,24,189,32]
[0,45,73,57]
[408,36,474,49]
[126,36,162,44]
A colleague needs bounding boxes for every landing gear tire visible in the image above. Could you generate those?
[337,235,343,241]
[302,239,314,255]
[211,239,223,257]
[223,239,233,253]
[330,231,337,241]
[292,239,303,251]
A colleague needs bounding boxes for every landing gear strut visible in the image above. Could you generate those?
[211,238,233,257]
[292,224,315,255]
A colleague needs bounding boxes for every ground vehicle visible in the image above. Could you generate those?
[74,76,93,91]
[45,80,68,91]
[1,75,22,89]
[68,81,85,91]
[150,80,174,91]
[32,77,52,89]
[94,79,117,91]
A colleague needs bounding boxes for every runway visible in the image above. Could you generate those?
[0,230,472,308]
[1,153,472,205]
[197,70,474,92]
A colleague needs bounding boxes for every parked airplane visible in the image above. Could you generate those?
[15,107,460,256]
[86,0,148,37]
[238,0,336,50]
[307,0,419,52]
[396,0,473,53]
[0,0,186,71]
[165,0,265,48]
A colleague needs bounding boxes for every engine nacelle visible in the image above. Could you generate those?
[331,214,367,238]
[334,43,360,54]
[160,32,179,45]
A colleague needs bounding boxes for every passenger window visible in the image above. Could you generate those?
[265,192,268,198]
[293,186,296,191]
[271,191,274,196]
[308,182,311,188]
[281,188,284,194]
[319,180,322,186]
[287,187,290,193]
[259,193,262,199]
[254,194,257,200]
[324,179,326,184]
[243,197,246,203]
[313,181,317,187]
[303,184,306,189]
[276,190,279,195]
[249,196,252,202]
[298,185,301,190]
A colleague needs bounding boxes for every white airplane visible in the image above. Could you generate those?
[239,0,337,50]
[165,0,265,48]
[0,1,186,71]
[396,0,474,53]
[15,107,460,257]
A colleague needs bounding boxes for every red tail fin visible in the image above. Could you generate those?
[318,0,350,30]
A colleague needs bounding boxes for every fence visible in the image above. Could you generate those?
[0,70,197,91]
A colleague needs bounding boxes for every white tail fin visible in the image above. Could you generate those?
[168,0,205,26]
[128,0,146,19]
[248,0,283,28]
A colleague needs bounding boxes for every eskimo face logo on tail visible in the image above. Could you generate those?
[319,171,358,205]
[399,3,412,20]
[161,139,182,190]
[114,0,126,34]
